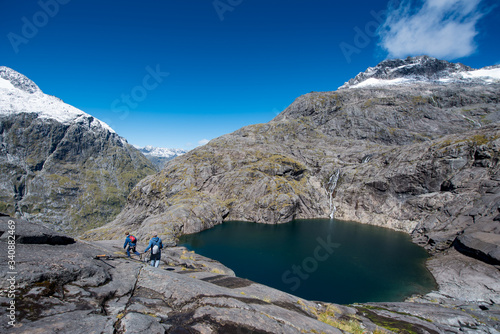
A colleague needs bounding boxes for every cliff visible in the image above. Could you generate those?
[0,66,157,234]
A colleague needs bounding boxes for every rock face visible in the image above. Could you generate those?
[423,248,500,305]
[0,67,156,234]
[90,57,500,258]
[2,217,499,333]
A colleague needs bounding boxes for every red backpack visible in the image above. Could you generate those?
[129,235,136,243]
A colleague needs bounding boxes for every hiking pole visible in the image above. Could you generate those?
[94,254,116,268]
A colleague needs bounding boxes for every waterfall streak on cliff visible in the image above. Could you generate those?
[327,170,340,219]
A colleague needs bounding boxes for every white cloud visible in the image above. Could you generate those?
[378,0,487,59]
[198,139,210,146]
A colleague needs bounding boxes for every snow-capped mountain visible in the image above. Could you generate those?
[339,55,500,89]
[135,145,187,170]
[0,66,156,233]
[136,145,187,158]
[0,66,115,133]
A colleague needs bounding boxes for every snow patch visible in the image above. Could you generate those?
[458,67,500,82]
[0,77,15,90]
[347,77,415,89]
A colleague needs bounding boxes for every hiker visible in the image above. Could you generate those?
[123,232,141,259]
[144,232,163,267]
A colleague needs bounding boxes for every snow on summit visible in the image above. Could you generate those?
[0,66,115,133]
[340,56,500,89]
[459,67,500,83]
[0,76,16,90]
[135,145,187,158]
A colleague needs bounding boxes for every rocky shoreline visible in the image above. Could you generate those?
[1,216,499,333]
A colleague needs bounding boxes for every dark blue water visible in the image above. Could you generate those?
[179,219,436,304]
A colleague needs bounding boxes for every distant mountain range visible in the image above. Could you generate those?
[134,145,187,170]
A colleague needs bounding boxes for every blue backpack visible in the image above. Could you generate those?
[151,238,161,254]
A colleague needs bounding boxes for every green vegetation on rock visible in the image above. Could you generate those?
[0,113,156,235]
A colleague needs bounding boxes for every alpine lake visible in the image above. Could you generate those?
[179,219,437,305]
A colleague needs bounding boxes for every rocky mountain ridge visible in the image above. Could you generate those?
[0,66,41,94]
[0,66,115,132]
[0,67,157,233]
[339,55,500,89]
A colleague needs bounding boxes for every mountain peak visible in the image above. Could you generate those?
[0,66,116,134]
[375,55,470,75]
[0,66,41,94]
[339,56,500,89]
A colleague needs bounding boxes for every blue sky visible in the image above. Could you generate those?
[1,0,499,150]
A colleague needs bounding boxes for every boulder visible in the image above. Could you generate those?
[455,232,500,265]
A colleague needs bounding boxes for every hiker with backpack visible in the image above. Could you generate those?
[123,232,141,259]
[144,232,163,267]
